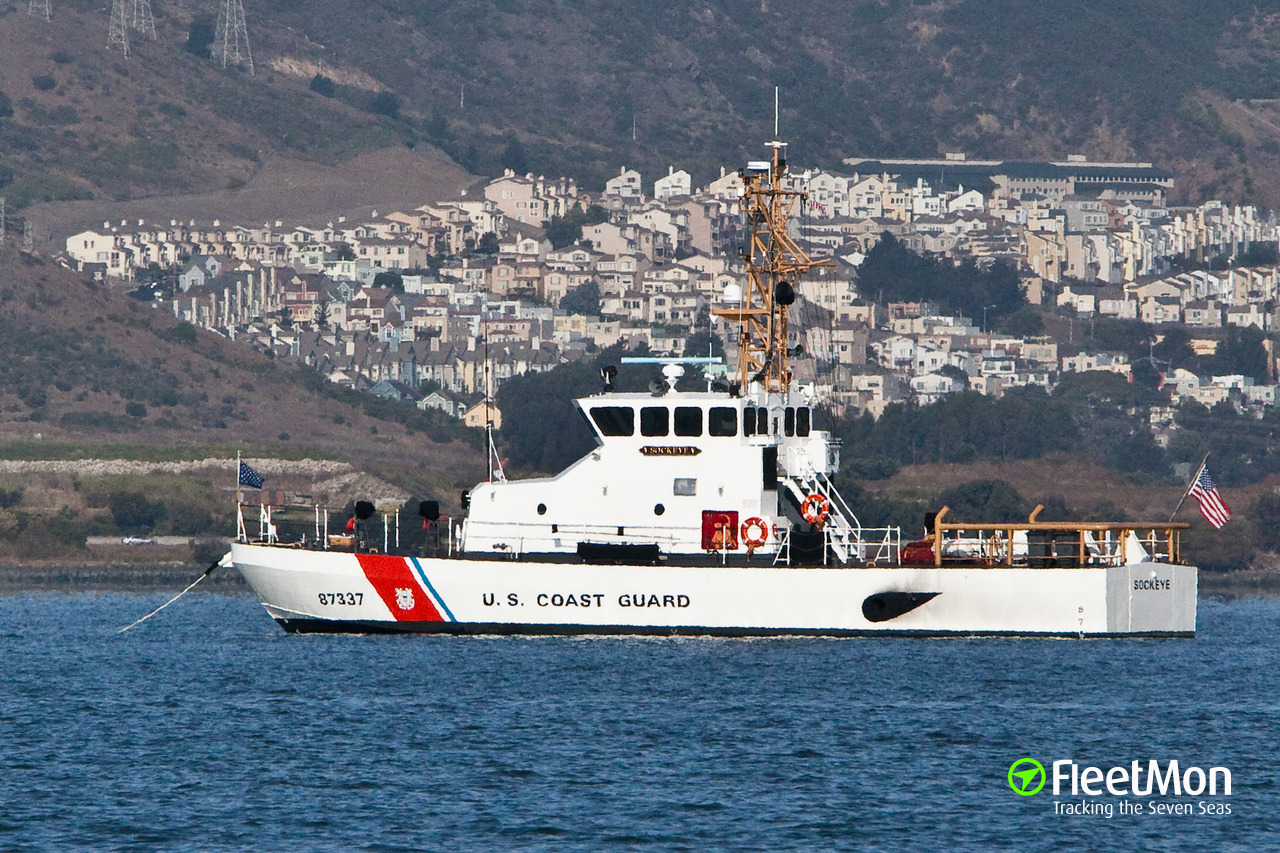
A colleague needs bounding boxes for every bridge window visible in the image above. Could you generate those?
[743,406,757,436]
[674,407,703,437]
[708,407,737,437]
[590,406,634,436]
[784,407,796,436]
[797,406,811,437]
[640,406,669,437]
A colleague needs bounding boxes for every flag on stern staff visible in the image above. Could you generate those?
[238,460,265,490]
[1189,465,1231,529]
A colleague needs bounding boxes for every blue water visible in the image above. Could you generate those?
[1,593,1277,851]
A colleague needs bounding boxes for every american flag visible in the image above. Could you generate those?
[238,460,265,489]
[1189,465,1231,529]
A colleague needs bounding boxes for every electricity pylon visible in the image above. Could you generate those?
[215,0,253,75]
[107,0,130,57]
[131,0,155,38]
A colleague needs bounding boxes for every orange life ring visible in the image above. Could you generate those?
[740,517,770,549]
[801,493,830,525]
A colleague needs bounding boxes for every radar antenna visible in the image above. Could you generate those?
[712,142,832,393]
[215,0,254,75]
[107,0,130,56]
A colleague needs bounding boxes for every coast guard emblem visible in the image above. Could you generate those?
[395,587,415,611]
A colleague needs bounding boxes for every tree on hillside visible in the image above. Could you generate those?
[1129,359,1163,389]
[185,17,215,56]
[1206,324,1268,382]
[372,271,404,291]
[1000,306,1045,337]
[937,364,970,390]
[1105,429,1169,477]
[495,344,657,472]
[1085,317,1153,361]
[1152,326,1195,371]
[830,387,1079,467]
[108,491,167,534]
[1238,242,1279,266]
[368,92,400,120]
[309,75,337,97]
[936,479,1030,523]
[544,215,583,250]
[684,329,725,359]
[559,281,600,316]
[1170,399,1280,486]
[500,134,528,175]
[544,204,610,250]
[855,233,1023,320]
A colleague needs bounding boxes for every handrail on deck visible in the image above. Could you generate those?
[929,505,1189,568]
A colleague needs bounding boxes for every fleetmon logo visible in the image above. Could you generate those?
[1008,758,1047,796]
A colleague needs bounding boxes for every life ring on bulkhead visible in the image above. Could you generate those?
[801,493,830,525]
[740,517,771,549]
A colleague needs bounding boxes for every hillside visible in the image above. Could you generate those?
[7,0,1280,232]
[0,239,487,561]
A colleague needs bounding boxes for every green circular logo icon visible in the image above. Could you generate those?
[1008,758,1046,796]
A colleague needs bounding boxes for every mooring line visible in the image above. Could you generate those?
[117,552,233,634]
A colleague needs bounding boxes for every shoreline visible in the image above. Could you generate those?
[1197,567,1280,599]
[0,562,249,595]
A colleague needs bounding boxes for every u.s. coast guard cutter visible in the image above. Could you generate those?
[229,143,1197,637]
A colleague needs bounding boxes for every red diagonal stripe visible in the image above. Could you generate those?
[355,553,444,621]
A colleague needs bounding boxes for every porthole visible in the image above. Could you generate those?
[537,503,547,515]
[654,504,666,516]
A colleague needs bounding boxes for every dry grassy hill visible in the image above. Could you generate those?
[8,0,1280,233]
[0,2,476,242]
[0,240,486,563]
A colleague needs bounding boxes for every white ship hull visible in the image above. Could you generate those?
[230,543,1197,637]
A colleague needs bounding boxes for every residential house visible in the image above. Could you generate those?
[654,167,692,200]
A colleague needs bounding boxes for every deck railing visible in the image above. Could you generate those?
[924,505,1189,568]
[236,503,458,557]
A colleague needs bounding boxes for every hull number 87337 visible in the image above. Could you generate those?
[318,592,364,606]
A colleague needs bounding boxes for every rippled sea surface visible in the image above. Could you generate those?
[2,592,1278,851]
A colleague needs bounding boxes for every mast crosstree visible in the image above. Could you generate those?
[713,142,832,394]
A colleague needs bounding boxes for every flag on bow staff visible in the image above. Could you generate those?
[1188,463,1231,529]
[238,459,265,490]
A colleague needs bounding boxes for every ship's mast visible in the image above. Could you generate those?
[714,142,832,394]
